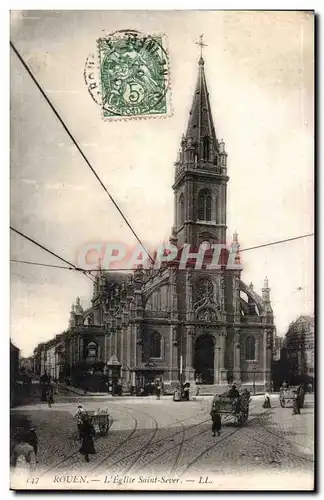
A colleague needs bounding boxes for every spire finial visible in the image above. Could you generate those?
[195,34,208,64]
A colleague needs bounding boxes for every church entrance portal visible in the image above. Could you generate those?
[194,334,214,385]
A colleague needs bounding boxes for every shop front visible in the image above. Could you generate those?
[106,355,122,395]
[132,362,165,396]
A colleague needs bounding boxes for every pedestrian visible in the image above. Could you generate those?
[292,392,301,415]
[182,382,190,401]
[262,391,271,409]
[210,410,221,437]
[228,384,240,399]
[79,415,96,463]
[156,380,161,400]
[228,384,240,412]
[27,428,38,463]
[11,432,36,472]
[75,405,87,440]
[47,386,54,408]
[173,385,181,402]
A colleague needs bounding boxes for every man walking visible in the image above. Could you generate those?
[28,428,38,463]
[155,380,162,400]
[210,409,221,437]
[292,392,301,415]
[75,405,87,440]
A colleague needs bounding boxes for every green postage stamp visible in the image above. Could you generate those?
[85,30,171,120]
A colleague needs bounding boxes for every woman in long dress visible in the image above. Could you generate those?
[79,416,96,462]
[262,391,271,408]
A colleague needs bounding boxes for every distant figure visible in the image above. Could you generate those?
[210,409,221,437]
[228,384,240,412]
[28,428,38,463]
[228,384,240,399]
[281,381,288,389]
[47,386,54,408]
[262,391,271,409]
[182,382,190,401]
[173,385,182,402]
[292,392,301,415]
[156,380,162,400]
[79,415,96,462]
[75,405,87,440]
[11,433,36,472]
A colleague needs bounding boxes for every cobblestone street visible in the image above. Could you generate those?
[11,390,314,490]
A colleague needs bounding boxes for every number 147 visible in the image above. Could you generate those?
[26,477,39,484]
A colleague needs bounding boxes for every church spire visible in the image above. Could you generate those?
[185,39,219,159]
[173,38,229,247]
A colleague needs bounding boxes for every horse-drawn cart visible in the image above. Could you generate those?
[88,409,111,437]
[211,390,251,426]
[279,385,305,408]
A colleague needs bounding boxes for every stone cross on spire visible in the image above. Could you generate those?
[195,34,208,63]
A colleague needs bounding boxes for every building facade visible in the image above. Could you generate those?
[10,341,20,406]
[32,55,275,392]
[281,315,314,386]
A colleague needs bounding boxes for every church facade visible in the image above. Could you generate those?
[60,55,275,392]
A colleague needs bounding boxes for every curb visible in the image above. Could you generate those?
[59,384,274,399]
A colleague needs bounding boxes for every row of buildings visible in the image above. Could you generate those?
[23,314,314,393]
[272,315,315,390]
[10,341,20,406]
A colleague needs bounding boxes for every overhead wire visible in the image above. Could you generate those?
[10,259,82,271]
[238,233,314,254]
[10,40,153,265]
[10,232,314,272]
[10,226,96,283]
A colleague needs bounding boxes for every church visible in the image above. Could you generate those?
[64,53,275,393]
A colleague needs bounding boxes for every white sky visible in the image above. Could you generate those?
[10,10,314,356]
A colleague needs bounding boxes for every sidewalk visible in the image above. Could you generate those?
[57,383,112,397]
[59,383,275,402]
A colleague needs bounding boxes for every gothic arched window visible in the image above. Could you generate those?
[150,332,162,359]
[179,193,185,226]
[245,336,256,360]
[198,189,212,221]
[203,136,210,161]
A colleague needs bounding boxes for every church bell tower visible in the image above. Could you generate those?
[172,49,229,248]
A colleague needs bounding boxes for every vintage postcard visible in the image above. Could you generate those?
[10,10,314,491]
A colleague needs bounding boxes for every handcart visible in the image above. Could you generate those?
[88,409,111,436]
[211,390,251,427]
[279,385,305,408]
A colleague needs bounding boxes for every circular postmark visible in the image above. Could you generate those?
[84,29,170,119]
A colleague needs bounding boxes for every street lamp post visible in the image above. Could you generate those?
[253,361,256,395]
[178,321,185,386]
